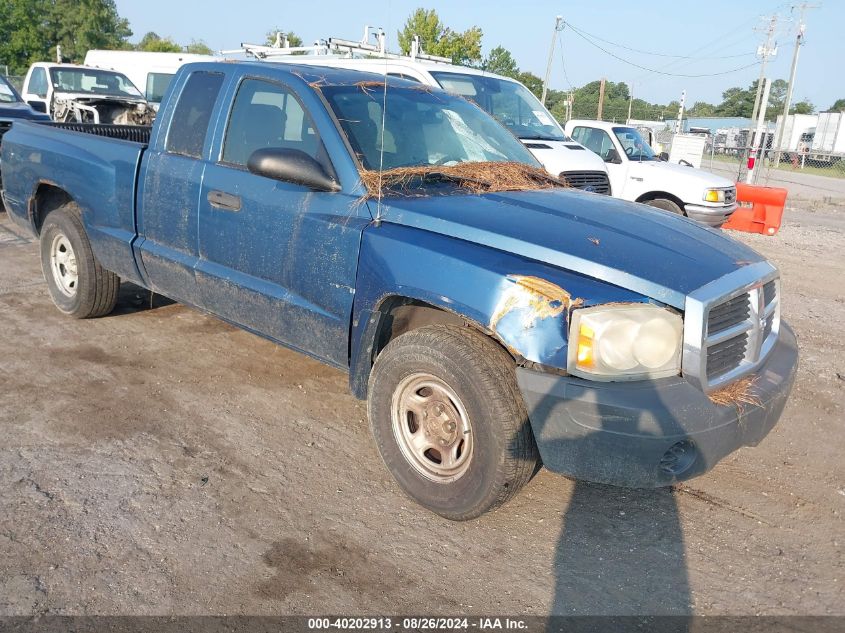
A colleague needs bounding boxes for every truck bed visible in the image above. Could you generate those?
[0,119,149,284]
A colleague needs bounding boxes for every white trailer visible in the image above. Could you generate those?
[774,113,818,151]
[811,112,845,154]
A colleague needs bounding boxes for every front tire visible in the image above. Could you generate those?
[368,325,538,520]
[644,197,685,216]
[40,204,120,318]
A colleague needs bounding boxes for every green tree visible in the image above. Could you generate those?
[264,30,303,48]
[0,0,132,73]
[185,40,214,55]
[688,101,716,117]
[790,100,814,115]
[517,71,543,98]
[136,32,181,53]
[828,98,845,112]
[397,8,482,66]
[482,45,518,79]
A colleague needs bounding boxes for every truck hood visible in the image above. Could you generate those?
[55,91,146,105]
[521,139,609,176]
[375,188,764,309]
[628,159,736,189]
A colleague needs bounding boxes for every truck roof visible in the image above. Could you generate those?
[567,119,639,131]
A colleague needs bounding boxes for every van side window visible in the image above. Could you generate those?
[221,78,320,166]
[166,71,224,159]
[29,67,48,98]
[146,72,175,103]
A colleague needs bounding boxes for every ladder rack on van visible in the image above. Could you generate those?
[222,26,451,64]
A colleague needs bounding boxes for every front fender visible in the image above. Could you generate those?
[349,222,648,397]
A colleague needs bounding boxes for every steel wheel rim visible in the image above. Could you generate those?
[391,372,473,483]
[50,233,78,297]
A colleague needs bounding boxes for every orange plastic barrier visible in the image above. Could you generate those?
[722,182,788,236]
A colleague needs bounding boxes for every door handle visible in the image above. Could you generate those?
[207,190,242,212]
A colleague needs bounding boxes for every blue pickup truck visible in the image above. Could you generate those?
[0,62,798,519]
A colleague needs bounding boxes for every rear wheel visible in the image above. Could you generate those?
[644,197,685,216]
[368,325,538,520]
[40,204,120,318]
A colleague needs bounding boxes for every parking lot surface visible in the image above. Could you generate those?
[0,205,842,616]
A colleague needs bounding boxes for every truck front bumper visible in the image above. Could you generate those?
[684,202,738,227]
[516,322,798,487]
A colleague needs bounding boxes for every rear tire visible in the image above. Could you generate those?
[368,325,539,520]
[644,197,685,216]
[40,203,120,318]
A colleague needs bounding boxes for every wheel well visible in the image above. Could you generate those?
[635,191,686,210]
[373,298,471,358]
[30,184,73,234]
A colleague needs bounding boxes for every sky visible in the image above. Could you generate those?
[113,0,843,111]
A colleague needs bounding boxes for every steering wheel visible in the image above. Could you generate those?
[625,146,635,157]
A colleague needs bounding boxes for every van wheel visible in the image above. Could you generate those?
[40,204,120,318]
[367,325,539,520]
[644,198,685,216]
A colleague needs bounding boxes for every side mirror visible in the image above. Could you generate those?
[247,148,340,192]
[658,151,670,162]
[27,100,47,113]
[604,148,622,164]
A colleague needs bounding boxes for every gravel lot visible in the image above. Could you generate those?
[0,202,842,616]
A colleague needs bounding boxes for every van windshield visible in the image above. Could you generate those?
[49,68,143,98]
[321,83,540,170]
[430,71,568,142]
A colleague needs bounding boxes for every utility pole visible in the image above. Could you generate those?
[773,3,819,167]
[627,82,634,124]
[747,78,772,184]
[749,15,779,142]
[597,78,606,120]
[541,16,564,105]
[675,90,687,134]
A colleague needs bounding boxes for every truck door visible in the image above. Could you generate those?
[196,77,368,367]
[136,70,225,307]
[571,125,629,199]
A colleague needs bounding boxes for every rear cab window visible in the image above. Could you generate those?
[166,71,225,158]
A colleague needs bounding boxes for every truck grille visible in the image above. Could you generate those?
[560,171,611,195]
[702,280,779,384]
[682,263,781,392]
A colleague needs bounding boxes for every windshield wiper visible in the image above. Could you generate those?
[413,171,491,188]
[519,135,563,141]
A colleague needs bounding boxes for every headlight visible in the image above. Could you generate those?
[568,304,683,381]
[703,188,725,203]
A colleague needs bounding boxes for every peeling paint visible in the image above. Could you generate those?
[490,275,582,331]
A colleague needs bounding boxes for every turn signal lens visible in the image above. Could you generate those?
[704,189,725,203]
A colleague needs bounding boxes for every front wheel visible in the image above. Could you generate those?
[367,325,539,520]
[644,197,685,216]
[40,204,120,318]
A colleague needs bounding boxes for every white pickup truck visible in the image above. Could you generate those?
[565,119,737,226]
[20,62,153,126]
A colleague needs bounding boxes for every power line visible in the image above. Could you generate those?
[564,22,756,60]
[565,23,762,78]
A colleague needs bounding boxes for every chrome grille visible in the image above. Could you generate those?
[682,262,781,392]
[560,171,611,195]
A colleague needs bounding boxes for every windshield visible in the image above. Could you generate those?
[49,68,143,99]
[612,126,657,161]
[321,84,540,171]
[0,76,20,103]
[430,71,568,142]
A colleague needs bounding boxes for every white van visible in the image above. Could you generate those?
[260,50,611,194]
[84,50,217,106]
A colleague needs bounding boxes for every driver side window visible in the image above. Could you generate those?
[29,67,48,98]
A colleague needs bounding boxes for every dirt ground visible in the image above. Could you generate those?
[0,203,842,617]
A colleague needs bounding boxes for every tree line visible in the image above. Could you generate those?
[1,2,842,117]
